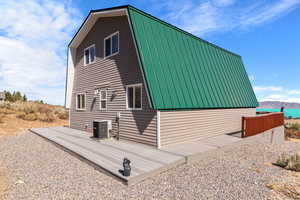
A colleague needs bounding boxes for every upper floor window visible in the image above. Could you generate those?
[76,93,86,110]
[104,32,119,58]
[84,44,96,65]
[126,84,142,110]
[99,90,107,110]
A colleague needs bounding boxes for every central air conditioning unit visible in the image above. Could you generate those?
[93,120,112,139]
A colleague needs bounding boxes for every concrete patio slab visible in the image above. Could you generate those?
[162,134,242,163]
[30,127,185,185]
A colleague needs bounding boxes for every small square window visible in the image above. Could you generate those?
[76,94,86,110]
[100,90,107,110]
[104,32,119,58]
[126,84,142,110]
[84,45,96,65]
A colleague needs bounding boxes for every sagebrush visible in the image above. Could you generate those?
[0,101,68,122]
[285,122,300,139]
[275,152,300,172]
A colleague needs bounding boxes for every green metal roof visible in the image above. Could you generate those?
[127,6,258,110]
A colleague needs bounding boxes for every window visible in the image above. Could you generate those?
[84,44,96,65]
[76,94,86,110]
[104,32,119,58]
[100,90,107,110]
[126,84,142,110]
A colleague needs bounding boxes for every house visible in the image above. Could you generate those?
[0,92,4,102]
[65,5,258,148]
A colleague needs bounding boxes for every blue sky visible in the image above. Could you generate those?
[0,0,299,105]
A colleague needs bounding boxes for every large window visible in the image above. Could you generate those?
[99,90,107,110]
[76,94,86,110]
[84,44,96,65]
[126,84,142,110]
[104,32,119,58]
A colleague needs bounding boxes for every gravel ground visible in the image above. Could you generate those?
[0,132,299,200]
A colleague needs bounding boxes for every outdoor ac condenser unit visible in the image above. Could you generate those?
[99,120,112,138]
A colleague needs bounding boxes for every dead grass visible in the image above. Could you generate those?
[0,101,69,138]
[286,119,300,124]
[267,172,300,200]
[0,101,68,123]
[285,119,300,142]
[0,113,68,138]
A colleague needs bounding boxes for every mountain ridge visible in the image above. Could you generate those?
[259,101,300,109]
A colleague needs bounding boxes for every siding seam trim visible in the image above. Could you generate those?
[157,110,161,148]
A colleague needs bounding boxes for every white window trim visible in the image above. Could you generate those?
[76,93,86,111]
[99,89,107,110]
[104,31,119,59]
[84,44,96,66]
[126,83,142,110]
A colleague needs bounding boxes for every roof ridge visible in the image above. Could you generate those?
[127,5,241,58]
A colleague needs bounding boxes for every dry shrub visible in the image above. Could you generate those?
[274,152,300,172]
[37,104,52,114]
[285,128,300,139]
[0,113,5,123]
[17,112,37,121]
[23,103,38,114]
[54,107,69,120]
[0,108,14,114]
[290,123,300,130]
[37,112,55,122]
[275,153,289,168]
[285,122,300,139]
[287,153,300,172]
[1,101,68,122]
[0,102,11,110]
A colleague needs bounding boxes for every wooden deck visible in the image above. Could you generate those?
[30,127,244,185]
[30,127,185,185]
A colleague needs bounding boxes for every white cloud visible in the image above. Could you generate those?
[254,86,283,93]
[161,0,300,36]
[240,0,300,27]
[254,85,300,103]
[288,90,300,95]
[0,0,82,105]
[262,95,300,103]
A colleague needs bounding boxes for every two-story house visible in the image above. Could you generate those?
[65,5,258,148]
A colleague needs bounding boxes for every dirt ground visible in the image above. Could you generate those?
[268,171,300,200]
[286,118,300,124]
[0,114,68,199]
[0,114,68,138]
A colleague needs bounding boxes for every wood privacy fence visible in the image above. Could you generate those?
[242,113,284,138]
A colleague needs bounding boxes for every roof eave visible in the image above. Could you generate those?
[68,5,129,48]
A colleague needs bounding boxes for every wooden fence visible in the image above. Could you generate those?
[242,112,284,138]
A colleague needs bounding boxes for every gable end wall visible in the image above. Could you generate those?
[70,16,157,146]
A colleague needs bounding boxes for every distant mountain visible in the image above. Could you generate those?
[259,101,300,109]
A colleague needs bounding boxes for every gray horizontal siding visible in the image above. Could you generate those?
[70,16,157,147]
[160,108,256,146]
